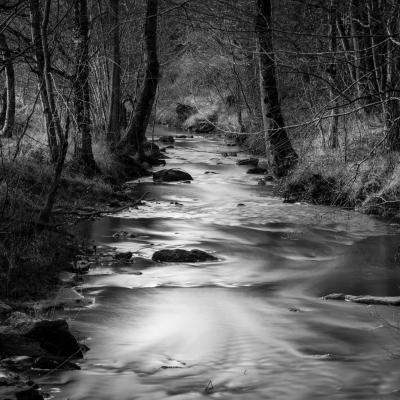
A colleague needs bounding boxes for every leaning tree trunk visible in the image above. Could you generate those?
[255,0,297,177]
[73,0,97,174]
[327,0,339,149]
[106,0,121,149]
[29,0,59,162]
[0,33,15,138]
[120,0,159,159]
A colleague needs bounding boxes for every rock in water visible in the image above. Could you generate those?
[247,167,268,174]
[159,136,175,143]
[0,316,84,361]
[114,251,133,260]
[237,158,259,166]
[25,320,84,358]
[16,388,44,400]
[153,169,193,183]
[152,249,217,263]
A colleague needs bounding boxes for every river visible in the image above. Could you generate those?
[40,126,400,399]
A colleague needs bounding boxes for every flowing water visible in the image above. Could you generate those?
[41,127,400,399]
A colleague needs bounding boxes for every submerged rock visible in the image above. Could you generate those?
[159,136,175,144]
[247,167,268,174]
[221,152,237,157]
[153,169,193,183]
[15,387,44,400]
[112,231,129,240]
[237,158,259,166]
[152,249,217,263]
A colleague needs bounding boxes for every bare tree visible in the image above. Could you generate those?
[120,0,159,159]
[255,0,297,177]
[73,0,97,174]
[0,32,15,138]
[327,0,339,149]
[106,0,121,149]
[29,0,60,162]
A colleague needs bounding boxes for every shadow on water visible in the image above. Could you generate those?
[41,126,400,399]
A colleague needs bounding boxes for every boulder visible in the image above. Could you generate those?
[0,316,84,359]
[152,249,217,263]
[237,158,259,166]
[247,167,268,174]
[143,142,161,157]
[25,320,84,358]
[153,169,193,183]
[15,387,44,400]
[114,252,133,260]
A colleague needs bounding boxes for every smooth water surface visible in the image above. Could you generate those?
[41,127,400,399]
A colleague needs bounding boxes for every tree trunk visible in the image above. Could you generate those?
[28,0,59,163]
[106,0,121,149]
[385,10,400,152]
[255,0,297,177]
[0,88,6,129]
[327,0,339,149]
[349,0,365,105]
[39,116,70,224]
[0,33,15,139]
[120,0,159,159]
[73,0,97,174]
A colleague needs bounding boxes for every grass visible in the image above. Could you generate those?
[277,112,400,220]
[0,105,131,302]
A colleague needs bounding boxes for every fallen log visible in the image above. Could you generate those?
[323,293,400,306]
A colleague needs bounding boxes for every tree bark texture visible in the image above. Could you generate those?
[0,32,15,139]
[28,0,59,163]
[121,0,159,159]
[328,0,339,149]
[106,0,121,149]
[255,0,297,177]
[73,0,97,174]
